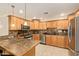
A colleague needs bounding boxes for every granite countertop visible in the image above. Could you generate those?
[0,38,39,56]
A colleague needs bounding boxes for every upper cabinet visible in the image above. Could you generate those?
[47,20,68,29]
[8,15,28,30]
[57,20,68,29]
[8,15,69,30]
[39,22,47,30]
[47,21,51,28]
[34,20,40,29]
[30,20,40,30]
[30,20,47,30]
[47,21,57,28]
[67,15,75,22]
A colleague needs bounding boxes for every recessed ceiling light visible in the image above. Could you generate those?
[60,13,65,16]
[19,10,23,14]
[44,12,48,14]
[33,17,36,19]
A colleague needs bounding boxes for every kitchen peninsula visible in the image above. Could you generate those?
[0,38,39,56]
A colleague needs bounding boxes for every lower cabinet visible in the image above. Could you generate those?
[46,35,66,48]
[23,47,35,56]
[57,36,65,48]
[51,35,58,46]
[46,35,51,45]
[32,34,40,41]
[65,36,69,48]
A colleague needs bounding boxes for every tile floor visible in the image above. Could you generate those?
[35,44,70,56]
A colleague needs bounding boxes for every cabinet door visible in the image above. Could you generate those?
[9,16,27,30]
[39,22,47,29]
[57,21,63,29]
[51,35,58,46]
[52,21,57,28]
[57,36,65,48]
[63,20,68,29]
[47,21,51,28]
[39,22,42,29]
[68,15,75,22]
[46,35,51,45]
[57,20,68,29]
[30,21,35,29]
[65,36,69,48]
[42,22,47,29]
[32,34,40,41]
[34,21,40,29]
[10,16,17,30]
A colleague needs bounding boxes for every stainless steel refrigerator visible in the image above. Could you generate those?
[68,16,79,54]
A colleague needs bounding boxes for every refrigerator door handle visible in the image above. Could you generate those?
[68,23,71,43]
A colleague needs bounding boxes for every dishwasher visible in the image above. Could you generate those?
[40,34,46,44]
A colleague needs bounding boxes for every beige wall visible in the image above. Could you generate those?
[0,16,8,36]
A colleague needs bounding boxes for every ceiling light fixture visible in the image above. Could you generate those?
[11,5,15,27]
[19,9,23,14]
[33,17,36,19]
[44,11,48,14]
[23,3,28,26]
[60,13,65,16]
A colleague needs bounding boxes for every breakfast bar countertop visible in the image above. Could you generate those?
[0,38,39,56]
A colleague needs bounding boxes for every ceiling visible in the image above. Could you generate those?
[0,3,79,21]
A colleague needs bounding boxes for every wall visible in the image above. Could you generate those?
[0,16,9,36]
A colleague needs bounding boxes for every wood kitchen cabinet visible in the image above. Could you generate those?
[30,20,40,30]
[57,36,65,48]
[39,22,47,29]
[52,21,57,28]
[34,20,40,29]
[47,21,52,28]
[8,15,28,30]
[51,35,58,46]
[57,20,68,29]
[65,36,69,48]
[63,20,69,29]
[47,21,57,28]
[46,35,51,45]
[67,15,75,22]
[30,21,35,29]
[32,34,40,41]
[46,35,65,48]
